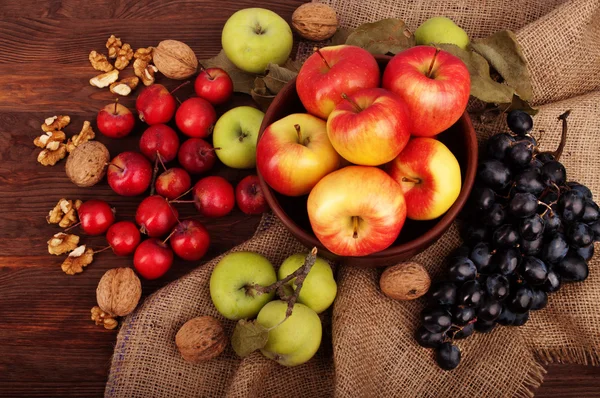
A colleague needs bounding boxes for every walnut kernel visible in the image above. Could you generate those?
[42,115,70,132]
[48,232,80,255]
[109,76,139,96]
[37,143,67,166]
[66,121,95,153]
[115,43,134,70]
[91,306,118,330]
[90,69,119,88]
[61,245,94,275]
[106,35,122,59]
[89,51,114,72]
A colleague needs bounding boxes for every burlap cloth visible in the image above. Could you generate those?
[105,1,600,397]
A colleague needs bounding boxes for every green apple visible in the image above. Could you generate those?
[221,8,293,73]
[213,106,265,169]
[210,251,276,320]
[256,300,322,366]
[414,17,469,50]
[278,253,337,313]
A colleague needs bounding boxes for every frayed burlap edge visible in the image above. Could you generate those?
[536,347,600,366]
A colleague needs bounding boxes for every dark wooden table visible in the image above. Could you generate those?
[0,1,598,397]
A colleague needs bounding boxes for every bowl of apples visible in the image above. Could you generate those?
[257,46,478,267]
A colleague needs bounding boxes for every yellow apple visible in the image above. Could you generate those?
[414,16,469,50]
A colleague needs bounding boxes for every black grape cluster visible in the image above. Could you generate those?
[415,110,599,371]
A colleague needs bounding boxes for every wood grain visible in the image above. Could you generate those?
[0,0,598,397]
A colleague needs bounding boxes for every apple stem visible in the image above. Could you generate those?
[170,80,191,94]
[113,98,119,115]
[149,154,160,196]
[162,228,177,245]
[169,200,195,204]
[352,216,359,239]
[341,93,362,113]
[63,221,81,233]
[108,163,124,172]
[313,47,331,70]
[294,124,303,143]
[93,245,112,254]
[402,176,422,184]
[426,48,441,78]
[170,187,194,202]
[199,63,213,80]
[537,110,570,162]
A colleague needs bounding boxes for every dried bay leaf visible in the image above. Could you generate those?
[231,319,269,358]
[346,18,415,55]
[438,44,515,104]
[330,27,354,46]
[498,94,539,115]
[199,50,255,94]
[263,63,298,93]
[470,30,532,101]
[251,78,276,112]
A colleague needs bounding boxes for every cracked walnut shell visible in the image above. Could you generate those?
[106,35,122,59]
[115,43,134,70]
[48,232,80,255]
[65,141,110,187]
[91,306,118,330]
[176,316,227,363]
[42,115,70,132]
[66,121,95,153]
[96,268,142,317]
[61,245,94,275]
[89,51,114,72]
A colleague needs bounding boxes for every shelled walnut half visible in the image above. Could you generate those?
[66,121,95,153]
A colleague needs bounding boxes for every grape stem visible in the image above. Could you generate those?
[537,110,571,161]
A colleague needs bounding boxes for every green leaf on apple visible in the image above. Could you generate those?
[345,18,415,55]
[199,50,256,94]
[231,319,269,358]
[470,30,533,101]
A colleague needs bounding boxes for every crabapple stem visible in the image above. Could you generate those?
[402,176,422,184]
[169,200,195,204]
[341,93,362,113]
[113,98,119,114]
[108,163,124,172]
[426,48,441,78]
[294,124,302,143]
[170,80,191,94]
[157,154,167,172]
[352,216,359,239]
[171,186,194,202]
[93,246,112,254]
[149,153,160,196]
[313,47,331,69]
[162,228,177,244]
[63,221,81,232]
[199,63,213,80]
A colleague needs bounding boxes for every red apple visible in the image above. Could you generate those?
[307,166,406,256]
[178,138,217,174]
[327,87,411,166]
[78,200,115,236]
[382,46,470,137]
[194,67,233,105]
[97,102,135,138]
[155,167,191,200]
[136,84,176,125]
[175,97,217,138]
[386,137,461,220]
[256,113,341,196]
[236,175,268,215]
[106,221,141,256]
[135,195,179,237]
[296,45,380,119]
[133,238,173,280]
[193,176,235,218]
[139,124,180,162]
[107,151,153,196]
[169,219,210,261]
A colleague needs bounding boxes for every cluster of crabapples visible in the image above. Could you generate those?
[90,67,268,279]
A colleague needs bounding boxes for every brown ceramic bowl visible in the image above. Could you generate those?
[257,55,478,267]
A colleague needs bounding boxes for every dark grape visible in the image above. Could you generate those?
[497,307,517,325]
[451,323,475,339]
[493,224,520,247]
[478,160,512,190]
[520,135,538,146]
[537,153,555,163]
[470,242,495,273]
[521,236,543,255]
[509,193,538,218]
[492,247,521,275]
[512,311,530,326]
[475,319,497,333]
[485,274,510,301]
[415,326,445,348]
[590,221,600,241]
[452,306,476,325]
[529,157,544,169]
[542,210,562,236]
[543,270,562,293]
[558,190,585,222]
[530,289,548,310]
[507,282,534,313]
[448,257,477,282]
[506,141,533,169]
[520,256,549,285]
[541,234,569,264]
[451,245,471,259]
[463,224,489,244]
[541,161,567,186]
[519,214,545,240]
[567,222,593,247]
[507,110,533,135]
[435,342,461,370]
[486,133,515,160]
[567,182,593,200]
[555,253,589,282]
[483,203,506,227]
[478,300,503,321]
[471,186,496,212]
[421,307,453,334]
[515,168,545,196]
[457,280,484,307]
[540,190,559,206]
[429,282,458,306]
[576,244,595,261]
[582,200,600,223]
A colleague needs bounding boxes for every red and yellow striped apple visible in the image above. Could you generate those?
[382,46,470,137]
[386,137,461,220]
[296,45,380,120]
[257,113,341,196]
[327,87,411,166]
[307,166,406,256]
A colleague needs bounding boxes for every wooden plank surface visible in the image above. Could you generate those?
[0,0,598,397]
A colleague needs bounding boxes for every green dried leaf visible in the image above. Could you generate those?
[498,94,539,115]
[438,44,515,104]
[281,58,302,73]
[199,50,255,95]
[231,319,269,358]
[263,63,298,94]
[346,18,415,55]
[251,78,276,112]
[470,30,532,101]
[330,27,354,46]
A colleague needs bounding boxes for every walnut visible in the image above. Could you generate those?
[37,143,67,166]
[176,316,227,363]
[292,3,338,41]
[134,47,153,63]
[106,35,122,59]
[46,198,81,228]
[66,121,95,152]
[109,76,140,96]
[115,43,134,70]
[42,115,70,132]
[96,268,142,317]
[90,69,119,88]
[89,50,114,72]
[48,232,80,255]
[153,40,198,80]
[34,130,66,149]
[65,141,110,187]
[61,245,94,275]
[134,59,158,86]
[380,261,431,300]
[91,306,118,330]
